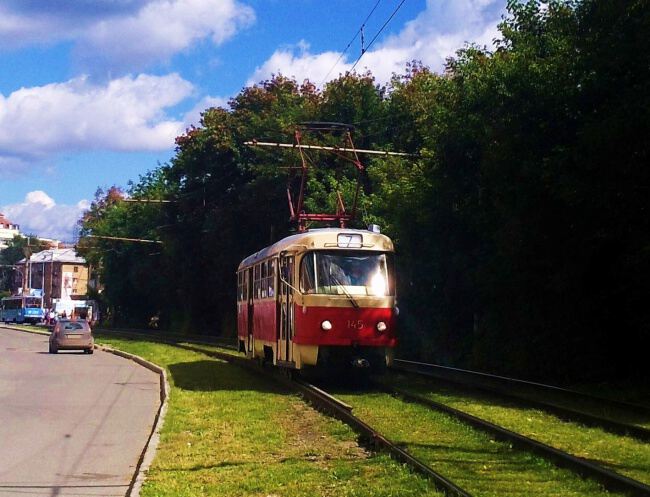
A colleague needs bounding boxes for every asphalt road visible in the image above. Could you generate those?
[0,327,160,497]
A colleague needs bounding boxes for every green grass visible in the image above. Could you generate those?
[95,335,443,497]
[385,373,650,485]
[331,389,624,497]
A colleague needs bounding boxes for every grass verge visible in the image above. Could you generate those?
[95,334,443,497]
[331,387,625,497]
[385,373,650,485]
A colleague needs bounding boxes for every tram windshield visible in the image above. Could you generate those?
[300,251,395,296]
[24,297,42,308]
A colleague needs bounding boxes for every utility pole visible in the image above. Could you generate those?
[50,250,54,308]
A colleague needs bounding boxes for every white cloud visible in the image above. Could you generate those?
[0,0,255,73]
[0,73,194,173]
[2,191,89,241]
[249,0,504,87]
[78,0,255,71]
[247,43,343,87]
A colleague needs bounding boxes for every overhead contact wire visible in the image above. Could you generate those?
[350,0,408,72]
[320,0,383,86]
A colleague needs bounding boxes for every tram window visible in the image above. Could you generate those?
[237,272,244,301]
[253,265,260,299]
[261,262,267,298]
[265,260,275,297]
[300,251,395,296]
[268,260,275,297]
[300,253,316,293]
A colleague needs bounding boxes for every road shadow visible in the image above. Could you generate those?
[168,360,285,394]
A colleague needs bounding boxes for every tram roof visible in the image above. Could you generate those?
[238,228,394,269]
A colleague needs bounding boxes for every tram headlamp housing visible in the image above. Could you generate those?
[321,320,333,331]
[376,321,387,333]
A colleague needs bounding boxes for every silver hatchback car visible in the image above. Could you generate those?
[49,319,94,354]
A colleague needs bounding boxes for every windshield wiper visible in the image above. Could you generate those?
[330,274,360,309]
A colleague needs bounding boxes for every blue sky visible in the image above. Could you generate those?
[0,0,506,241]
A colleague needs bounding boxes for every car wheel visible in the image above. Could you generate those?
[87,348,94,355]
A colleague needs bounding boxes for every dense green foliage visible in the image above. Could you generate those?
[79,0,649,381]
[0,235,51,292]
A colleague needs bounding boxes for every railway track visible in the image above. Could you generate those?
[289,378,473,497]
[94,330,473,496]
[393,359,650,442]
[93,328,650,496]
[376,382,650,497]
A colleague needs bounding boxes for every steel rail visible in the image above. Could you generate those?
[92,329,649,494]
[290,379,473,497]
[380,384,650,497]
[94,329,472,496]
[393,359,650,417]
[392,360,650,443]
[96,330,650,439]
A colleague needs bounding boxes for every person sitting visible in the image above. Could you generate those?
[330,262,350,285]
[348,264,367,286]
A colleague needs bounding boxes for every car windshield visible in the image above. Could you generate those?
[300,251,394,296]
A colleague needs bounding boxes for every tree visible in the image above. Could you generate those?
[0,235,51,293]
[78,1,649,381]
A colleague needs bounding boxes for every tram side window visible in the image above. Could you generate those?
[242,272,245,301]
[268,259,275,297]
[301,253,316,294]
[261,263,268,298]
[5,299,21,310]
[253,265,261,299]
[237,272,243,302]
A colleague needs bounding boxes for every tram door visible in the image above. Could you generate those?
[278,255,295,365]
[246,267,254,358]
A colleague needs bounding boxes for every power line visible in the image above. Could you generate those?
[319,0,383,86]
[84,235,163,244]
[122,199,176,204]
[350,0,408,73]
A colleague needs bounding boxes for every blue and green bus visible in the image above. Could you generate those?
[0,296,45,324]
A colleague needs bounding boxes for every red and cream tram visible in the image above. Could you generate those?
[237,227,397,371]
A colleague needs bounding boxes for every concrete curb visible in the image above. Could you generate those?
[1,324,168,497]
[0,323,50,336]
[99,345,169,497]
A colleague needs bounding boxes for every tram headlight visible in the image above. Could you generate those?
[321,320,333,331]
[370,272,387,296]
[376,321,387,333]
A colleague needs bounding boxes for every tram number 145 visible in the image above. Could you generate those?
[347,320,365,330]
